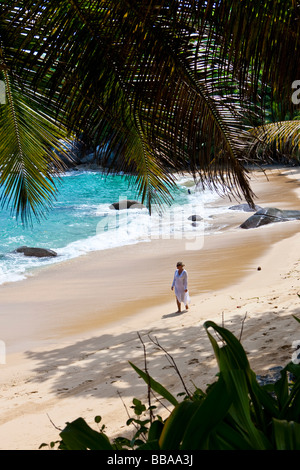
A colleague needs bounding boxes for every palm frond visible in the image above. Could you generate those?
[0,63,71,223]
[2,1,300,220]
[199,1,300,110]
[250,120,300,161]
[8,1,258,207]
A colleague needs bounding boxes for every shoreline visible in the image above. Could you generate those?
[0,166,300,449]
[2,166,300,352]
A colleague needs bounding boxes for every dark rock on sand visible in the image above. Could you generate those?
[240,207,300,229]
[14,246,58,258]
[229,203,262,212]
[188,214,203,221]
[109,200,146,210]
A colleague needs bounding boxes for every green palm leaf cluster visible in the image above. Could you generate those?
[0,75,71,222]
[1,1,300,221]
[0,8,72,222]
[252,120,300,159]
[54,319,300,450]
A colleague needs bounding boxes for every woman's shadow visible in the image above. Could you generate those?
[162,310,186,319]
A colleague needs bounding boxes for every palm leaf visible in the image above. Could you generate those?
[0,66,71,223]
[250,120,300,161]
[2,1,300,220]
[5,1,258,214]
[199,1,300,111]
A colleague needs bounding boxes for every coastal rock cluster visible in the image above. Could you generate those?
[11,205,300,259]
[14,246,57,258]
[239,207,300,229]
[109,200,146,210]
[228,204,300,228]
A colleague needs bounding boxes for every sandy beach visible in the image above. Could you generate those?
[0,166,300,450]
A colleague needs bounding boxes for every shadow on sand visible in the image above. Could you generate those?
[162,310,187,318]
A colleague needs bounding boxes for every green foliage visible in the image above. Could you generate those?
[46,317,300,450]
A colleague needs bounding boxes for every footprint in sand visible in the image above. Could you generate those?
[188,358,199,365]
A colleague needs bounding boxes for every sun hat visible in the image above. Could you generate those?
[177,261,185,267]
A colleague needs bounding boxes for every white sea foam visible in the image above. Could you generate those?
[0,265,26,285]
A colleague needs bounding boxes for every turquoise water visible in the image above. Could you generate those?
[0,170,224,285]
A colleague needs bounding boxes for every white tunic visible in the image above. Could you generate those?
[171,269,190,304]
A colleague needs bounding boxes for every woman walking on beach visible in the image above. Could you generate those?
[171,262,190,312]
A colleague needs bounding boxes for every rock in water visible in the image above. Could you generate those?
[240,207,300,229]
[109,200,146,210]
[15,246,57,258]
[188,214,202,221]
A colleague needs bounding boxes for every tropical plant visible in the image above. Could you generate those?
[43,317,300,450]
[1,1,300,222]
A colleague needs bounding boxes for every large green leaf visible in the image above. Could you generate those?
[204,321,250,371]
[203,321,274,444]
[273,419,300,450]
[221,369,272,449]
[59,418,114,450]
[158,400,202,450]
[147,419,164,442]
[212,420,254,450]
[274,367,290,411]
[278,369,300,421]
[180,375,232,449]
[129,361,178,407]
